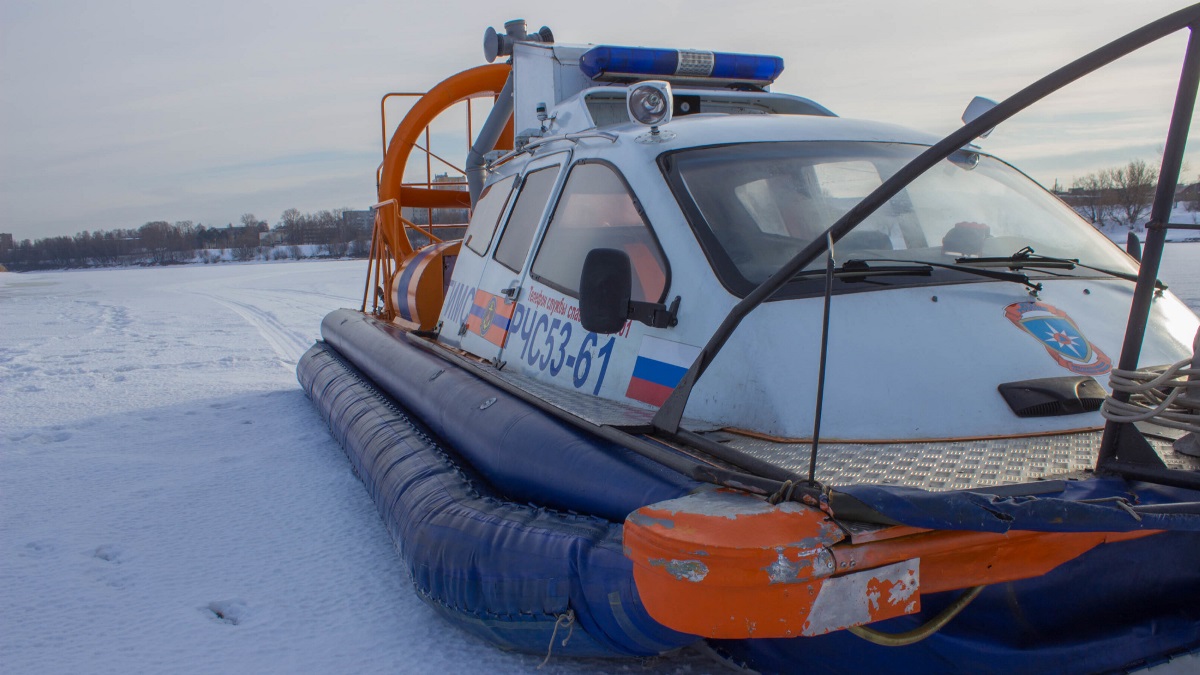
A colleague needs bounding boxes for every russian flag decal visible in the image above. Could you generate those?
[625,336,701,407]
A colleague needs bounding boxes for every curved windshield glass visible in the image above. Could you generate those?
[666,141,1136,295]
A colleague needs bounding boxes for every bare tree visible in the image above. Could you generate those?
[139,221,177,264]
[1071,171,1114,225]
[1106,159,1158,230]
[2,205,374,270]
[278,208,303,244]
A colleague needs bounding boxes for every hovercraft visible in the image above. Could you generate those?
[299,8,1200,673]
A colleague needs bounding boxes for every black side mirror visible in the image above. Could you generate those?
[1126,231,1142,262]
[580,248,631,334]
[580,248,681,334]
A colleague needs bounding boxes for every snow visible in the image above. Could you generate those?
[0,261,707,674]
[2,251,1199,674]
[1091,205,1200,245]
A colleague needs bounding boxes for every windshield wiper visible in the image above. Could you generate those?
[791,260,933,282]
[861,257,1041,291]
[955,247,1167,290]
[793,258,1041,291]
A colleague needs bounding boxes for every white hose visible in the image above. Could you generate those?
[1101,356,1200,434]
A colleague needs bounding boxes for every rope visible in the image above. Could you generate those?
[768,479,798,505]
[848,585,985,647]
[1101,356,1200,434]
[538,609,575,669]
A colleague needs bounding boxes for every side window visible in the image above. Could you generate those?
[494,167,558,272]
[532,162,668,303]
[463,175,516,255]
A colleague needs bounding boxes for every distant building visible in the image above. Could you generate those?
[342,209,375,231]
[433,172,466,188]
[402,173,470,247]
[0,233,12,252]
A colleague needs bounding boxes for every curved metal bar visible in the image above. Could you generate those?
[1098,24,1200,465]
[652,4,1200,434]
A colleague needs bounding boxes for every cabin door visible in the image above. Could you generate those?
[455,151,570,364]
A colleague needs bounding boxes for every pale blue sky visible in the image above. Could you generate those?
[1,0,1196,241]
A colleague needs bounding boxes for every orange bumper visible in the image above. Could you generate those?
[623,489,1156,639]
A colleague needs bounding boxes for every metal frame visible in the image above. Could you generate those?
[378,92,477,239]
[366,73,510,319]
[1096,24,1200,492]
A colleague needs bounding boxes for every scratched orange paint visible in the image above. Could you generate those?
[624,490,1162,638]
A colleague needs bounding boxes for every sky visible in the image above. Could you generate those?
[1,0,1197,242]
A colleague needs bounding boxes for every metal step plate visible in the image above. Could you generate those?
[704,429,1200,491]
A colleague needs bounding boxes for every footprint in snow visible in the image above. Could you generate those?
[205,600,249,625]
[93,544,124,564]
[38,431,72,443]
[22,540,56,557]
[89,545,134,588]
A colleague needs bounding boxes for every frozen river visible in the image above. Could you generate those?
[2,246,1198,673]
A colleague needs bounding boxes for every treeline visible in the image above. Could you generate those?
[1067,160,1198,228]
[1,209,372,271]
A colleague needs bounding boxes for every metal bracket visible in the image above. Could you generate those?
[1143,220,1200,231]
[628,296,681,329]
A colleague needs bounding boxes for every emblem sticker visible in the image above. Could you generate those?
[467,289,515,347]
[1004,301,1111,376]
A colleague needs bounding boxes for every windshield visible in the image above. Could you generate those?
[665,141,1137,295]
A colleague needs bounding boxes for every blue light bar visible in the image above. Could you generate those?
[579,46,784,85]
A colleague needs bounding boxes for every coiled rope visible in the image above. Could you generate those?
[1101,355,1200,434]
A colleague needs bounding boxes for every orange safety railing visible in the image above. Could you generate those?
[364,64,513,320]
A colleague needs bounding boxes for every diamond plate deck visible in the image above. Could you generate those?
[703,429,1200,492]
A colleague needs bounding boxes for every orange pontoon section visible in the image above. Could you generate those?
[623,489,1158,639]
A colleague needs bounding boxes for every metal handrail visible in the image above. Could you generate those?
[380,91,476,222]
[486,130,619,168]
[380,92,424,161]
[368,89,484,317]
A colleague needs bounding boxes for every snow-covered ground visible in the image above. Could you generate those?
[2,250,1199,674]
[1092,204,1200,245]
